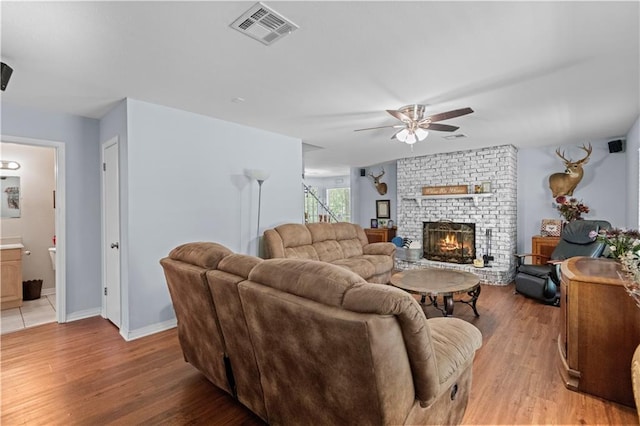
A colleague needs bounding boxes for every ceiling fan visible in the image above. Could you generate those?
[354,104,474,145]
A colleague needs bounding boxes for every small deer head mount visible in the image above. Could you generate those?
[369,168,388,195]
[548,143,592,198]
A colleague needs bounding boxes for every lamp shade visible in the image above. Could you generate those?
[246,169,270,182]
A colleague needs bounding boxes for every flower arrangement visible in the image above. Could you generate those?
[592,227,640,307]
[554,196,589,222]
[592,228,640,260]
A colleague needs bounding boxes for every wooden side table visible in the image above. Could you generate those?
[364,227,396,243]
[559,257,640,407]
[531,235,560,264]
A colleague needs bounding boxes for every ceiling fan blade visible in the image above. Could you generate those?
[386,109,413,122]
[354,124,404,132]
[428,107,474,123]
[421,123,459,132]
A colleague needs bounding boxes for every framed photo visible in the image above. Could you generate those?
[540,219,562,237]
[370,218,378,228]
[376,199,390,219]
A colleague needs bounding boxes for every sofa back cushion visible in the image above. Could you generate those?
[160,242,233,395]
[264,222,368,262]
[247,258,440,407]
[265,223,320,260]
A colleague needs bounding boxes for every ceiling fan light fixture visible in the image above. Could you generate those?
[395,128,410,142]
[395,128,427,145]
[406,134,418,144]
[415,128,429,141]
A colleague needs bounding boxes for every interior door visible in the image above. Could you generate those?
[103,138,121,327]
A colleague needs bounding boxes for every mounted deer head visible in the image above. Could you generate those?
[369,168,388,195]
[548,143,592,198]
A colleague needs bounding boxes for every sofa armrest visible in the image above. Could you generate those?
[263,229,285,258]
[363,242,396,256]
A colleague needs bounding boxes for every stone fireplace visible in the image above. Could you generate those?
[423,221,475,264]
[395,145,518,285]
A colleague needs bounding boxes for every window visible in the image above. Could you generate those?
[304,186,350,223]
[327,187,350,222]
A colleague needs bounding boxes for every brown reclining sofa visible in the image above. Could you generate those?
[161,241,482,425]
[263,222,396,284]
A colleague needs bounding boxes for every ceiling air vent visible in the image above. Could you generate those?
[230,2,299,46]
[443,134,468,140]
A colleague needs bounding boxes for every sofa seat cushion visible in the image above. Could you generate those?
[331,257,376,279]
[427,317,483,390]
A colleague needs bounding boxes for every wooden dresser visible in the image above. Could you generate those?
[559,257,640,407]
[364,227,396,244]
[531,235,560,264]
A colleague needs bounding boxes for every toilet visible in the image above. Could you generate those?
[48,247,56,270]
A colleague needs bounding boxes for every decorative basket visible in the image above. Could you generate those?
[396,247,422,262]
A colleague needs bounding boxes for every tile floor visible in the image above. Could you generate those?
[1,294,56,335]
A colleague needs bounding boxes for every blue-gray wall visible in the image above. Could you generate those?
[3,99,304,339]
[108,99,303,337]
[351,161,398,228]
[1,103,102,316]
[517,139,627,252]
[626,116,639,228]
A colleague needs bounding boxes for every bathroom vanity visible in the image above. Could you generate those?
[1,244,23,310]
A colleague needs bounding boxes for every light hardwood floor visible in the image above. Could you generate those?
[1,284,638,425]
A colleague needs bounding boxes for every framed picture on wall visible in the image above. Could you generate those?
[376,199,390,219]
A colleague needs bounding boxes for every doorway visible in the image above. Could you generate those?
[0,136,66,325]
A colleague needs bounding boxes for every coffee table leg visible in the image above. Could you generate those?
[444,295,454,316]
[458,286,481,317]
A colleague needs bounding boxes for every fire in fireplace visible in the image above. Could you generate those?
[423,221,476,264]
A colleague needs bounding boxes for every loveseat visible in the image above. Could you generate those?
[161,241,483,425]
[263,222,395,284]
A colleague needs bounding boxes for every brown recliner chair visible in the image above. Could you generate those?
[159,242,235,395]
[515,220,611,305]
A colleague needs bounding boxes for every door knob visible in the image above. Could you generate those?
[110,242,119,249]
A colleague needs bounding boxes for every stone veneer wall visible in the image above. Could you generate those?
[396,145,518,285]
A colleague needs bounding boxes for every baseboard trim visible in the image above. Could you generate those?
[65,308,101,322]
[122,319,177,341]
[41,287,55,296]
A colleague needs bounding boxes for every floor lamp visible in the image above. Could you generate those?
[247,169,270,255]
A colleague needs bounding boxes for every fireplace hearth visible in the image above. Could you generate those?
[423,221,476,264]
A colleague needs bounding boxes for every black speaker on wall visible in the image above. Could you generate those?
[608,139,624,153]
[1,62,13,91]
[360,168,366,177]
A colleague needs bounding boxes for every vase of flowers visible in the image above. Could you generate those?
[554,196,590,222]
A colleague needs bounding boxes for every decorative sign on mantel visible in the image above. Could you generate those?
[422,185,468,195]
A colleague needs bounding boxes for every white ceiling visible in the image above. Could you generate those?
[1,1,638,177]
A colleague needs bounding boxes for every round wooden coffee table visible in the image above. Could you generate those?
[390,268,481,317]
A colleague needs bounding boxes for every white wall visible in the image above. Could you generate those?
[121,99,303,335]
[626,116,639,228]
[1,103,101,317]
